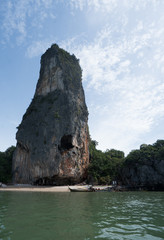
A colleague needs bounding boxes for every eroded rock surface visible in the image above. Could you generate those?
[13,44,89,185]
[122,158,164,190]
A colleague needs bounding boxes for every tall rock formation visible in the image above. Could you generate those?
[13,44,89,185]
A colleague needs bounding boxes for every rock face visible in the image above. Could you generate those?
[122,158,164,190]
[13,44,89,185]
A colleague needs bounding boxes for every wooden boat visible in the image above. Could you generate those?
[69,185,94,192]
[69,185,112,192]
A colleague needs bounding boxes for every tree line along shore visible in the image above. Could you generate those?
[0,139,164,190]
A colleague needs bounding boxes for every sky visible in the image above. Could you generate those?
[0,0,164,155]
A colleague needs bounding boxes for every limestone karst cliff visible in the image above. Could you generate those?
[121,141,164,190]
[122,159,164,190]
[13,44,89,185]
[122,160,164,190]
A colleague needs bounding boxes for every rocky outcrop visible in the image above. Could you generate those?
[122,155,164,190]
[13,44,89,185]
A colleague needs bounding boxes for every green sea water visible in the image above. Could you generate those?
[0,191,164,240]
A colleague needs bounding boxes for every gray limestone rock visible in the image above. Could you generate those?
[12,44,89,185]
[122,159,164,190]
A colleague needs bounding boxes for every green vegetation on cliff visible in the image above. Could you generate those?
[88,139,164,189]
[88,139,125,184]
[122,140,164,190]
[124,139,164,166]
[0,146,15,183]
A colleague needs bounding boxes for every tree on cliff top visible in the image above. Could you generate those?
[124,139,164,166]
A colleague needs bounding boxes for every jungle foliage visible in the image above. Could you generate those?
[88,139,164,185]
[88,139,125,184]
[124,139,164,166]
[0,146,15,183]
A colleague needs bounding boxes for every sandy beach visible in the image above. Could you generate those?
[0,185,114,192]
[0,186,70,192]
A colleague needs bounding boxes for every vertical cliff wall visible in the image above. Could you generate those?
[13,44,89,185]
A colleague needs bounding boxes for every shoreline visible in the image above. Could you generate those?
[0,186,70,192]
[1,185,162,192]
[0,185,113,193]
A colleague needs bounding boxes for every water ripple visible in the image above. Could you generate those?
[0,191,163,240]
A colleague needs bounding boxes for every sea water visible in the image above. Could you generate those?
[0,191,164,240]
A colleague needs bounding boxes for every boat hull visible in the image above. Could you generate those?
[69,186,93,192]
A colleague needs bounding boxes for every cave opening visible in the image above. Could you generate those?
[60,134,74,150]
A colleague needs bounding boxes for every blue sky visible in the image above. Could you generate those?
[0,0,164,154]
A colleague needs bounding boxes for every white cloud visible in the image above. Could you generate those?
[2,1,27,44]
[1,0,55,44]
[62,11,164,153]
[70,0,161,12]
[1,0,164,154]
